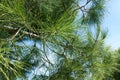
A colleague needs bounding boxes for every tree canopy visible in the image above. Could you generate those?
[0,0,120,80]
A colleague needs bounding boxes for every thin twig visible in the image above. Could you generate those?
[46,44,66,59]
[8,28,22,40]
[73,0,91,12]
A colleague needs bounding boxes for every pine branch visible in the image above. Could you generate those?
[3,26,40,39]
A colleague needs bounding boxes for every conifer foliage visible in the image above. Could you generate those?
[0,0,119,80]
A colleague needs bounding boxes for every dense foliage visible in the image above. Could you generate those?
[0,0,119,80]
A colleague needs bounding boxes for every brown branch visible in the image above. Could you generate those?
[73,0,91,12]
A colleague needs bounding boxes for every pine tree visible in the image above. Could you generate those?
[0,0,119,80]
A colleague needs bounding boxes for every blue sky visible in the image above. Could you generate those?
[103,0,120,49]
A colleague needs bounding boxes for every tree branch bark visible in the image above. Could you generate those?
[3,26,40,40]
